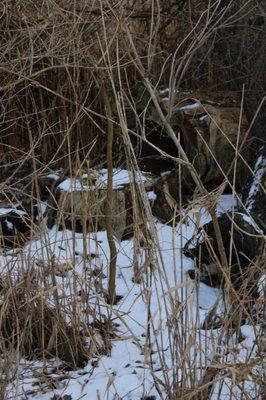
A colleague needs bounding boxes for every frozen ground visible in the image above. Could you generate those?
[0,195,262,400]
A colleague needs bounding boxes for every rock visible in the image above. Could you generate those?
[55,185,127,241]
[132,88,251,191]
[0,209,31,248]
[52,169,185,232]
[149,170,193,224]
[141,397,156,400]
[129,120,179,174]
[184,212,263,296]
[152,188,175,224]
[46,169,160,241]
[37,173,61,200]
[169,92,250,190]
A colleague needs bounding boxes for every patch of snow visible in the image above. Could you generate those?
[147,190,157,200]
[257,273,265,297]
[2,215,221,399]
[198,113,208,121]
[197,283,221,310]
[211,323,262,400]
[185,229,205,250]
[216,194,237,215]
[211,377,261,400]
[58,171,96,191]
[159,87,179,96]
[160,170,172,177]
[246,153,266,210]
[5,219,13,230]
[43,173,60,180]
[0,208,26,216]
[180,102,199,110]
[58,169,150,192]
[239,212,264,234]
[57,178,91,191]
[159,88,169,95]
[35,202,48,222]
[97,168,150,189]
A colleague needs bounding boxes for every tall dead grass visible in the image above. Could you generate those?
[0,0,265,399]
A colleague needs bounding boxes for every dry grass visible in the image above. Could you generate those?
[0,1,265,399]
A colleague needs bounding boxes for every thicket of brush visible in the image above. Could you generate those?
[0,0,264,169]
[0,1,265,399]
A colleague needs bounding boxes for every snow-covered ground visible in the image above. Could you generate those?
[0,194,263,400]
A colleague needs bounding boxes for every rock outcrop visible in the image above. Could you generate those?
[43,169,155,241]
[132,88,251,193]
[183,212,263,297]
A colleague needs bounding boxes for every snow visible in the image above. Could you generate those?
[159,87,179,96]
[5,219,13,230]
[58,169,151,192]
[0,192,262,399]
[58,177,91,191]
[96,169,150,189]
[159,88,169,96]
[239,212,263,234]
[180,102,199,110]
[217,194,237,214]
[43,173,60,180]
[0,207,26,216]
[160,170,171,177]
[246,153,266,210]
[147,190,157,201]
[210,323,262,400]
[198,113,208,121]
[36,202,48,220]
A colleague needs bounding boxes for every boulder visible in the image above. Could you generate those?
[129,120,179,174]
[183,212,263,297]
[0,208,31,248]
[55,187,127,241]
[45,168,162,241]
[150,174,191,224]
[37,173,61,200]
[165,91,249,187]
[48,168,194,233]
[132,88,251,192]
